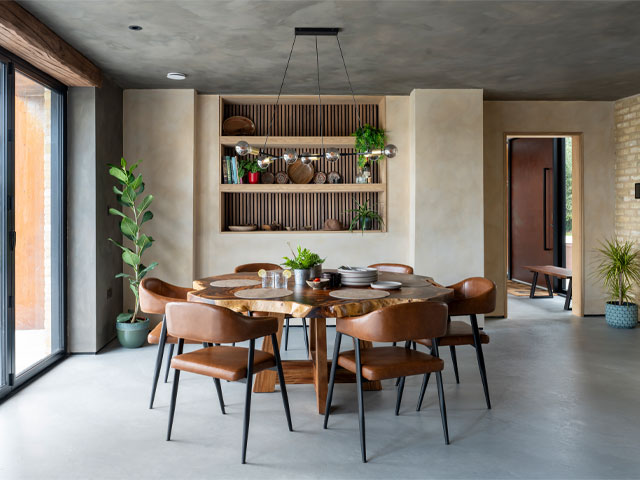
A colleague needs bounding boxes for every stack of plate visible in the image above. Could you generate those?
[337,267,378,286]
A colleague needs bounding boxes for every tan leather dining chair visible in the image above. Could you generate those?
[234,262,308,353]
[323,301,450,463]
[414,277,496,410]
[164,301,293,464]
[139,278,202,409]
[368,263,414,274]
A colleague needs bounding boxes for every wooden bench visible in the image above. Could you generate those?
[524,265,572,310]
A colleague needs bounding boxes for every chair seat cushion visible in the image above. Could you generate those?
[171,346,275,381]
[147,322,200,345]
[417,321,490,347]
[337,346,444,381]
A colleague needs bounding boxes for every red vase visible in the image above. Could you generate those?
[248,172,260,184]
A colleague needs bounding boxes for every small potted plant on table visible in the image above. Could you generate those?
[595,238,640,328]
[107,158,158,347]
[282,243,325,286]
[347,198,384,234]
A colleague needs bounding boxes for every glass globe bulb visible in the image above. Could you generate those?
[300,153,312,165]
[283,148,298,165]
[325,149,340,162]
[257,155,271,169]
[235,141,250,156]
[384,144,398,158]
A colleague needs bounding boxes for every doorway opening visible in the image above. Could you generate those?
[506,136,575,307]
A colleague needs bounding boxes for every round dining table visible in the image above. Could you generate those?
[189,270,453,414]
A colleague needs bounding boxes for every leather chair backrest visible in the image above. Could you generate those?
[447,277,496,315]
[368,263,414,274]
[235,263,281,273]
[165,301,278,344]
[336,301,447,343]
[139,278,191,315]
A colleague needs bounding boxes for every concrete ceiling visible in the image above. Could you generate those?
[18,0,640,100]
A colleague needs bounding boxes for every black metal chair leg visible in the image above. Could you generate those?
[163,343,174,383]
[150,316,167,409]
[324,331,342,429]
[417,373,431,411]
[435,371,450,445]
[271,333,293,431]
[213,378,226,414]
[166,338,184,441]
[470,314,491,409]
[302,318,309,354]
[449,345,460,384]
[355,340,367,463]
[395,376,406,416]
[241,339,255,464]
[284,317,290,351]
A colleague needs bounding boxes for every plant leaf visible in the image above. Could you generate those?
[141,210,153,224]
[131,174,143,191]
[108,237,130,252]
[109,166,129,184]
[139,262,158,279]
[122,250,140,268]
[120,157,127,169]
[115,273,131,279]
[121,186,136,206]
[120,217,138,241]
[137,194,153,214]
[112,185,123,195]
[108,207,126,218]
[117,312,133,323]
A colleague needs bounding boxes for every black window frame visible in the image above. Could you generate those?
[0,46,67,401]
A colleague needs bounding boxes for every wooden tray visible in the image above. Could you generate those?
[287,159,315,184]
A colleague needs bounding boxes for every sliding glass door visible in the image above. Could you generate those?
[0,50,65,400]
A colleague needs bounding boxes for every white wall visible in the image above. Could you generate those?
[409,89,485,285]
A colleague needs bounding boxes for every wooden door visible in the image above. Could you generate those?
[509,138,554,283]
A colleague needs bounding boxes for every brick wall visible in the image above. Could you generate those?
[615,94,640,239]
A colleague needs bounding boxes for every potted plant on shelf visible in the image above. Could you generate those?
[352,124,387,179]
[282,243,325,285]
[243,158,263,184]
[594,238,640,328]
[347,198,384,234]
[107,158,158,348]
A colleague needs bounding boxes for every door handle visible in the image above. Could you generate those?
[543,168,553,251]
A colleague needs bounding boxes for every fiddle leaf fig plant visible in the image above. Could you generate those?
[108,158,158,323]
[352,124,386,169]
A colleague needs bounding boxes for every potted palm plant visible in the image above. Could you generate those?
[347,198,384,234]
[108,158,158,347]
[595,238,640,328]
[282,243,325,285]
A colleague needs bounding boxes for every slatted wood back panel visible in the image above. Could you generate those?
[222,146,380,184]
[223,192,382,231]
[223,103,379,136]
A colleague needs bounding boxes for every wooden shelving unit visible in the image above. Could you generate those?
[219,95,387,233]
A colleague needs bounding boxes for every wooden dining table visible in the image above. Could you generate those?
[189,270,453,414]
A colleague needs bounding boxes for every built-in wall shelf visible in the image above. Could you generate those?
[220,136,356,148]
[219,95,387,234]
[219,183,385,193]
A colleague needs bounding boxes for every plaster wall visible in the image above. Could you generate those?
[484,101,616,316]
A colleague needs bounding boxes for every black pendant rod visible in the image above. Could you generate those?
[336,33,362,132]
[315,36,324,156]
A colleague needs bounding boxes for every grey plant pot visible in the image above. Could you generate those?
[116,317,150,348]
[293,268,311,286]
[605,302,638,328]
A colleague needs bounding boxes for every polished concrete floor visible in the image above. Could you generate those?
[1,296,639,479]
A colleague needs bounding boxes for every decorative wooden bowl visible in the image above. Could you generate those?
[222,116,255,135]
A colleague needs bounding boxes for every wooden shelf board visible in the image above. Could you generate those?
[221,95,384,106]
[219,183,385,193]
[221,230,385,235]
[220,136,356,148]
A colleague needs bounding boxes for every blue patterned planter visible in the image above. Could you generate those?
[605,302,638,329]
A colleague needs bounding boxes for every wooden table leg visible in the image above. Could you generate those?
[310,318,328,414]
[254,313,284,393]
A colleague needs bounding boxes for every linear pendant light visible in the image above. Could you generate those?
[235,27,397,167]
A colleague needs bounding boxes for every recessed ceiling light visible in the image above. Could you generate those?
[167,72,187,80]
[128,25,142,31]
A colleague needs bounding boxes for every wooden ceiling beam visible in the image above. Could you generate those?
[0,2,102,87]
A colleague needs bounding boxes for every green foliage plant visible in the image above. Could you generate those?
[107,158,158,323]
[282,243,325,270]
[347,197,384,235]
[594,238,640,306]
[352,124,386,169]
